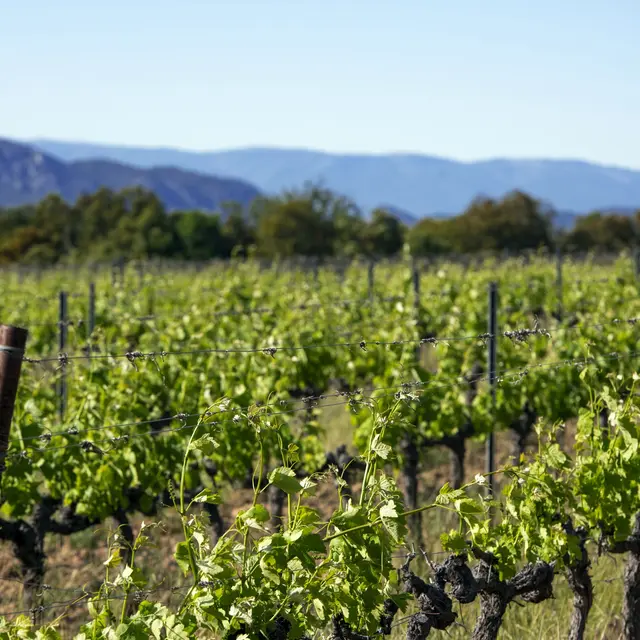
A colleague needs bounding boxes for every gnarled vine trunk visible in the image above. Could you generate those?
[623,533,640,640]
[400,434,421,542]
[610,513,640,640]
[399,555,457,639]
[509,402,537,461]
[0,498,57,624]
[444,420,475,489]
[203,503,225,543]
[440,362,483,489]
[472,592,508,640]
[200,459,225,542]
[447,439,465,490]
[565,526,592,640]
[0,483,227,625]
[322,444,363,509]
[268,483,286,530]
[567,560,592,640]
[598,407,609,433]
[471,557,555,640]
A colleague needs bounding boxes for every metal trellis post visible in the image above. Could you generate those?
[58,291,68,419]
[487,282,498,498]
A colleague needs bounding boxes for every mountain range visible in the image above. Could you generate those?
[0,139,260,210]
[28,138,640,218]
[2,137,640,224]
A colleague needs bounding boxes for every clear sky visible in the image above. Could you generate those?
[2,1,639,167]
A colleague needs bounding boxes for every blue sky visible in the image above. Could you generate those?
[2,1,639,167]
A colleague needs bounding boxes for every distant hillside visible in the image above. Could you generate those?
[0,139,261,210]
[30,138,640,215]
[551,207,639,229]
[378,204,418,225]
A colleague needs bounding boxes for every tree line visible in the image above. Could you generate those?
[0,184,638,264]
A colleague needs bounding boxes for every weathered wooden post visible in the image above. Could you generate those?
[0,324,29,477]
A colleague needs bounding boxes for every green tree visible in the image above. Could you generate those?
[100,189,177,258]
[0,225,46,264]
[171,210,226,260]
[437,192,553,254]
[253,187,336,257]
[32,194,74,257]
[222,203,254,257]
[407,218,453,256]
[361,208,405,257]
[328,195,365,257]
[75,188,127,252]
[565,212,637,252]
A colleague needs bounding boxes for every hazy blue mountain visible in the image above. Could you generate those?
[0,139,260,210]
[29,138,640,216]
[553,207,639,229]
[378,204,418,225]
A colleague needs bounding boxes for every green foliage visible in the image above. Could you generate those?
[2,255,640,637]
[1,184,636,265]
[564,211,638,252]
[407,191,555,256]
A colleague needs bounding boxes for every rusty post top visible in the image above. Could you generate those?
[0,325,29,354]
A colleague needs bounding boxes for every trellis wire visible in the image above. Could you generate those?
[20,311,640,367]
[4,348,638,462]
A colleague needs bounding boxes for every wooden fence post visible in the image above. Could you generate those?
[0,324,29,476]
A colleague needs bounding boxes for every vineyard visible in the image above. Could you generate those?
[1,254,640,639]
